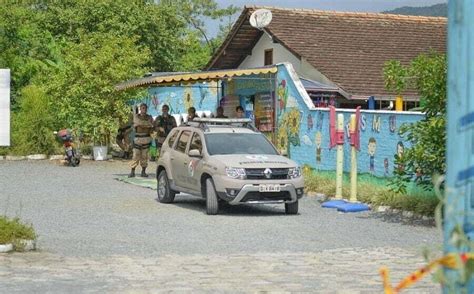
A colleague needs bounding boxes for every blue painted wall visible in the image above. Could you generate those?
[275,63,425,177]
[143,82,220,118]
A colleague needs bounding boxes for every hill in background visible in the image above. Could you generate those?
[383,3,447,17]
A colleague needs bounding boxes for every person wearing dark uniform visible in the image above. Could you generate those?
[129,103,153,178]
[154,104,177,151]
[116,110,133,159]
[215,106,228,118]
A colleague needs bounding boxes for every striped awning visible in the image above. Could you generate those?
[115,66,278,91]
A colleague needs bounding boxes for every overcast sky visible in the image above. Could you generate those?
[208,0,446,36]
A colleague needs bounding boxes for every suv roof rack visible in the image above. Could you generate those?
[185,118,257,132]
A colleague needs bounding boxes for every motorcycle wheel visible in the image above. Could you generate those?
[71,157,80,167]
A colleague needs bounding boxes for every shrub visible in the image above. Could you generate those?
[10,85,58,155]
[0,216,36,251]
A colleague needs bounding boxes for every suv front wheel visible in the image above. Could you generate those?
[157,170,176,203]
[205,178,219,215]
[285,200,298,215]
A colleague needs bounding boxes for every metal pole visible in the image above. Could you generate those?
[349,114,357,202]
[335,113,344,199]
[445,0,474,292]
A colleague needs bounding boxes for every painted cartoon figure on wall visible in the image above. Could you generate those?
[184,88,194,111]
[396,141,405,172]
[277,108,301,157]
[315,131,322,170]
[368,137,377,174]
[277,79,288,115]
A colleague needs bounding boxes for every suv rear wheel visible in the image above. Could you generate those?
[205,178,219,215]
[285,200,298,215]
[157,170,175,203]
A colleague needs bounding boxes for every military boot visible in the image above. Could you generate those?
[128,168,135,178]
[141,167,148,177]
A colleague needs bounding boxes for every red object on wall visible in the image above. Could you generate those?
[336,130,345,145]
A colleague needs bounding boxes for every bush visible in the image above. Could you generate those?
[10,85,59,155]
[0,216,36,251]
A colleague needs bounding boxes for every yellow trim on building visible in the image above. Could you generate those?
[115,66,278,91]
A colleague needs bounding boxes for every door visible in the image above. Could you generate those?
[183,132,204,191]
[170,130,191,188]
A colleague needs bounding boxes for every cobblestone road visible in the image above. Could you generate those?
[0,160,442,293]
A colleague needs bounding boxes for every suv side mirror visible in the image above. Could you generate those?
[189,149,202,158]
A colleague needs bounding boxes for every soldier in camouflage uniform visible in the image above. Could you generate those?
[154,104,177,151]
[128,103,154,178]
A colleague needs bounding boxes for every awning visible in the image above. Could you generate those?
[115,66,278,91]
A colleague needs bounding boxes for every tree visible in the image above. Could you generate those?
[384,53,447,192]
[40,32,151,143]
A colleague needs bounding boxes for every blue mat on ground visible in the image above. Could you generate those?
[321,200,347,209]
[322,199,370,213]
[337,202,370,213]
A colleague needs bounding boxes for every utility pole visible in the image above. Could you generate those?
[445,0,474,292]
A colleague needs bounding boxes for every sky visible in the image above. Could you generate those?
[208,0,446,36]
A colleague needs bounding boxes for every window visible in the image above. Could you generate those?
[205,133,278,155]
[189,132,203,154]
[175,131,191,153]
[264,49,273,66]
[168,130,179,148]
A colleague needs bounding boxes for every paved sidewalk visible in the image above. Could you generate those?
[1,247,440,293]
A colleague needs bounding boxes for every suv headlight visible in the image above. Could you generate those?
[225,167,246,179]
[288,166,302,178]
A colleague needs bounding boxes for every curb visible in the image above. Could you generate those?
[27,154,47,160]
[5,155,26,161]
[0,239,36,253]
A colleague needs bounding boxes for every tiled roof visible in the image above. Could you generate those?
[206,6,447,99]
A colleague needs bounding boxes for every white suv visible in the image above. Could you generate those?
[156,118,305,215]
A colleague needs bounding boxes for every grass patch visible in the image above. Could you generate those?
[303,168,439,216]
[0,216,37,251]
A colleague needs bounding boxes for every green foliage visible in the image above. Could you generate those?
[0,216,36,249]
[0,3,61,107]
[42,32,151,143]
[10,85,58,155]
[384,53,447,193]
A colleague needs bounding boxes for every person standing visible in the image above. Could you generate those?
[235,105,245,118]
[215,106,228,118]
[129,103,154,178]
[187,106,197,122]
[154,104,177,151]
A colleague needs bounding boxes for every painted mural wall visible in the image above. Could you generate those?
[142,81,220,121]
[275,63,425,177]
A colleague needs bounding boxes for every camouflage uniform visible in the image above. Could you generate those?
[129,113,153,177]
[154,114,177,148]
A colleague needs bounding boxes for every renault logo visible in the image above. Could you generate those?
[264,168,272,179]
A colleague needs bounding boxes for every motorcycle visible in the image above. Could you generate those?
[55,129,81,167]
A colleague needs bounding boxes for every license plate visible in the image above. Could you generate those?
[259,184,281,192]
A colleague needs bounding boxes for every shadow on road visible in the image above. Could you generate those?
[160,194,290,217]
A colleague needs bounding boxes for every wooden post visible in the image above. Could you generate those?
[335,113,344,199]
[349,114,357,202]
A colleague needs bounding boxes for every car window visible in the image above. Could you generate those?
[205,133,278,155]
[168,130,179,148]
[189,132,203,154]
[175,130,191,153]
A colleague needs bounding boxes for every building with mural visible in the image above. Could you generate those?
[116,6,446,178]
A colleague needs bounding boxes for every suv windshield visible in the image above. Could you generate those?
[205,133,278,155]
